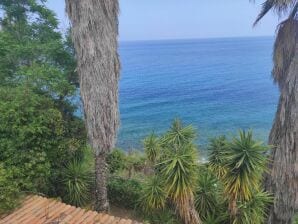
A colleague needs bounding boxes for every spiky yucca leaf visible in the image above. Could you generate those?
[63,159,92,206]
[234,191,273,224]
[204,213,229,224]
[158,143,198,202]
[140,175,167,212]
[195,170,220,220]
[208,136,229,178]
[144,133,160,164]
[161,119,196,146]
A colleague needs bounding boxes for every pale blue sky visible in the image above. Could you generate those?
[47,0,280,41]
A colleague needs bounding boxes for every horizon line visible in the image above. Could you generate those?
[119,34,274,43]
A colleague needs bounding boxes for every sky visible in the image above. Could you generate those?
[47,0,280,41]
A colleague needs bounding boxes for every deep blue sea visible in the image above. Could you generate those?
[114,36,279,152]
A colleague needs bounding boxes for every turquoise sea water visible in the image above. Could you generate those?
[115,36,279,151]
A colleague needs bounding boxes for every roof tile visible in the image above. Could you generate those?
[0,196,142,224]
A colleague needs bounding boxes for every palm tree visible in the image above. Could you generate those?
[158,120,202,224]
[253,1,298,223]
[65,0,120,212]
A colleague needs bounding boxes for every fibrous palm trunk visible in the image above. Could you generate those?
[176,196,202,224]
[66,0,120,212]
[265,18,298,224]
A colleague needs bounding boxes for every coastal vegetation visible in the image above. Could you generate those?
[0,0,297,224]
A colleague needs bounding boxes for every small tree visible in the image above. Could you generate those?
[142,120,202,224]
[220,131,269,222]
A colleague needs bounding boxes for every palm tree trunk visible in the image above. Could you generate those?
[228,197,238,218]
[265,44,298,224]
[95,152,109,211]
[176,197,202,224]
[65,0,120,212]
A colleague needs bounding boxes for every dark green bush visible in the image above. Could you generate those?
[107,176,142,209]
[143,208,180,224]
[0,165,20,214]
[107,149,127,174]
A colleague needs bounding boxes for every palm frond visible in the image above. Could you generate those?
[254,0,275,26]
[254,0,297,25]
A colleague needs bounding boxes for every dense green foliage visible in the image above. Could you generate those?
[0,165,20,214]
[0,0,86,213]
[107,148,127,174]
[107,177,142,209]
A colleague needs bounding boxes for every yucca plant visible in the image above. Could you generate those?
[203,213,229,224]
[62,159,92,207]
[208,136,229,178]
[234,191,272,224]
[158,143,201,224]
[144,133,160,164]
[157,120,202,224]
[140,175,167,212]
[221,131,269,218]
[195,168,221,220]
[161,119,196,146]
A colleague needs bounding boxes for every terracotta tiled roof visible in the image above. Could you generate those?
[0,195,142,224]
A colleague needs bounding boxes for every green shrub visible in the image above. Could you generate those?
[143,208,180,224]
[107,176,142,209]
[0,165,20,214]
[107,149,127,174]
[62,159,93,207]
[294,214,298,224]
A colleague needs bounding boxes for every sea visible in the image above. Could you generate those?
[81,36,279,154]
